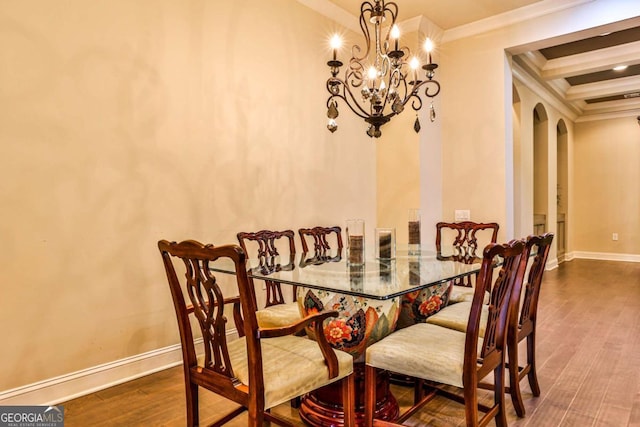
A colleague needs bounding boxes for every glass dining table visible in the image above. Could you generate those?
[213,247,484,426]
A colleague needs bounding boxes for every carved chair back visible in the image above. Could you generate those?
[237,229,297,306]
[298,226,343,265]
[158,240,256,425]
[468,239,528,385]
[518,233,553,336]
[436,221,500,287]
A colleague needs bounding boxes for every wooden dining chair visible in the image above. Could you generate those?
[425,233,554,417]
[298,226,343,264]
[505,232,554,417]
[158,239,355,427]
[436,221,500,303]
[237,229,302,329]
[364,239,528,427]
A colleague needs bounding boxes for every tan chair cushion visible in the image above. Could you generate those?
[222,335,353,409]
[366,323,482,388]
[449,286,490,304]
[425,301,489,337]
[255,302,301,328]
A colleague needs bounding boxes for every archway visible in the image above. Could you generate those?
[556,119,568,262]
[533,103,549,235]
[512,85,523,237]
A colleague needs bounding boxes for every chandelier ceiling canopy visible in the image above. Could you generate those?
[326,0,441,138]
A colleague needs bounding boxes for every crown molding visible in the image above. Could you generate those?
[512,60,580,120]
[575,107,640,122]
[442,0,594,43]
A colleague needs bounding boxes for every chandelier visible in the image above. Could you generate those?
[326,0,441,138]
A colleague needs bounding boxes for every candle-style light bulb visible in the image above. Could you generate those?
[424,37,434,64]
[368,66,378,87]
[391,24,400,51]
[410,56,420,83]
[330,34,342,60]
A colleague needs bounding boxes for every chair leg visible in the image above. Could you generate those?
[463,376,479,427]
[364,365,377,427]
[493,364,508,427]
[186,382,198,427]
[507,335,526,417]
[527,332,541,396]
[342,373,356,427]
[290,396,301,408]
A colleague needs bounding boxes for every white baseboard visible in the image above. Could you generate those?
[571,251,640,263]
[0,344,184,406]
[0,329,238,406]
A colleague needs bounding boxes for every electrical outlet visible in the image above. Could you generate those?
[455,210,470,221]
[612,233,619,241]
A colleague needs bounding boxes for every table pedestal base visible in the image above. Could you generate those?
[298,364,399,427]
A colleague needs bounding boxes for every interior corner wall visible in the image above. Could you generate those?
[0,0,376,394]
[375,28,443,250]
[440,37,508,238]
[376,96,421,245]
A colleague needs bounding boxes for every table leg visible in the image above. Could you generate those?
[298,363,399,427]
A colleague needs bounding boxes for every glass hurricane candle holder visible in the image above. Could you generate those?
[375,228,396,260]
[408,208,421,255]
[346,219,365,265]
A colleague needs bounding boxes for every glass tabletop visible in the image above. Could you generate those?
[211,248,483,301]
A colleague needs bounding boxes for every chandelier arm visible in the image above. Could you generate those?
[384,2,399,36]
[340,80,376,118]
[330,95,370,120]
[409,93,423,112]
[326,77,370,120]
[356,1,375,61]
[414,79,441,99]
[346,60,365,88]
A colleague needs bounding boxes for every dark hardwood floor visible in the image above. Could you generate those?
[62,259,640,426]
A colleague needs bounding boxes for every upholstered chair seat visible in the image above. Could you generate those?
[366,323,483,389]
[200,335,353,409]
[256,301,302,329]
[426,301,489,337]
[448,287,491,304]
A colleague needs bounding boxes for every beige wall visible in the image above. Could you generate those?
[0,0,376,391]
[376,101,420,245]
[573,118,640,254]
[440,36,509,234]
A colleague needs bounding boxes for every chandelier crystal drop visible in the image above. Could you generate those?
[326,0,441,138]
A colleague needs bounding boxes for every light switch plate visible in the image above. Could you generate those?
[455,209,471,221]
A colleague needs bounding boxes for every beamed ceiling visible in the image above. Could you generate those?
[513,25,640,120]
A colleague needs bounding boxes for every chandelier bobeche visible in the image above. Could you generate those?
[326,0,441,138]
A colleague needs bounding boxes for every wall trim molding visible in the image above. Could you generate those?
[0,344,183,406]
[571,251,640,263]
[0,330,237,406]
